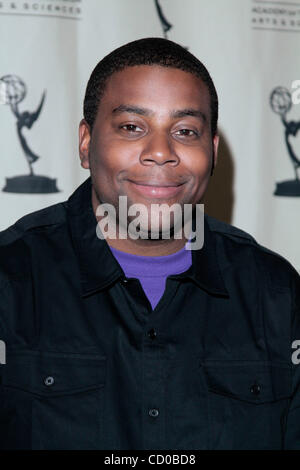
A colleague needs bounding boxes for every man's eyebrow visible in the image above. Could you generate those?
[112,105,153,116]
[170,109,207,121]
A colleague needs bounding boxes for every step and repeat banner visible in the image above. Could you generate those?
[0,0,299,270]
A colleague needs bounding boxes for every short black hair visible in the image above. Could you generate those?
[83,37,218,137]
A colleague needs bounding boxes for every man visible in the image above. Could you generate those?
[0,37,299,450]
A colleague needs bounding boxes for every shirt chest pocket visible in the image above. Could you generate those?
[203,361,292,450]
[0,350,106,449]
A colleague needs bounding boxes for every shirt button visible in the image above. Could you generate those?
[44,376,55,386]
[149,408,159,418]
[147,328,157,340]
[121,278,128,285]
[250,383,261,395]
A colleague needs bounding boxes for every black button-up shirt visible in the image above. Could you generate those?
[0,177,300,450]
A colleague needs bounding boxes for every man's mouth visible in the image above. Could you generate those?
[127,180,185,198]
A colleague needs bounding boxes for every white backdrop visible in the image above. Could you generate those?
[0,0,299,271]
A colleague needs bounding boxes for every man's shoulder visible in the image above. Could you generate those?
[0,178,90,248]
[205,214,257,244]
[0,201,68,247]
[0,201,70,283]
[205,215,299,288]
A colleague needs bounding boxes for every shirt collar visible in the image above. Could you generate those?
[67,177,229,298]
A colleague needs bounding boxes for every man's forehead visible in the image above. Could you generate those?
[100,65,210,112]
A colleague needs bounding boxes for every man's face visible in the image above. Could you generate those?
[79,65,218,235]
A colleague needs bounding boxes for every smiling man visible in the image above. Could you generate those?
[0,38,300,450]
[79,63,217,254]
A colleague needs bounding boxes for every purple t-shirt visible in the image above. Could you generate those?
[109,243,192,310]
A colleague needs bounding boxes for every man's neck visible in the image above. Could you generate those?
[105,236,188,256]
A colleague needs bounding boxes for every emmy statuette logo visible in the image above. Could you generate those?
[154,0,173,39]
[0,75,59,193]
[270,86,300,197]
[153,2,188,57]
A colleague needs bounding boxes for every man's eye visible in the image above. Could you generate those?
[175,129,198,137]
[120,124,143,133]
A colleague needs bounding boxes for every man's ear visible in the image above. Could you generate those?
[79,119,91,169]
[211,134,219,176]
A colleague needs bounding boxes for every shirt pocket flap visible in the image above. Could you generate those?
[203,361,292,404]
[1,350,106,397]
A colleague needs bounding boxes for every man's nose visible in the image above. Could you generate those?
[139,132,179,166]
